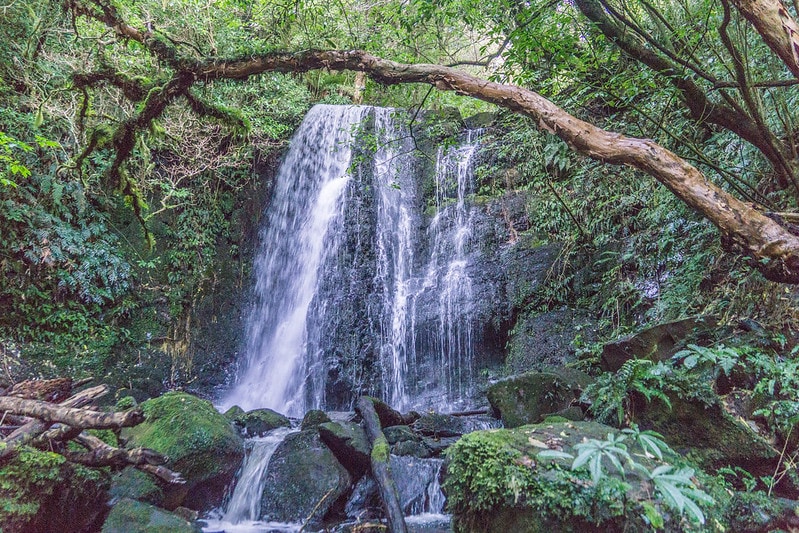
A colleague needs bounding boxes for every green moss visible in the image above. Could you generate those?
[443,422,720,532]
[101,498,195,533]
[372,436,390,463]
[122,391,243,509]
[0,447,108,532]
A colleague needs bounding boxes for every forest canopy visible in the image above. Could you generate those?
[5,0,799,281]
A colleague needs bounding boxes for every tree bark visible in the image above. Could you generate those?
[356,396,408,533]
[731,0,799,79]
[2,384,109,458]
[0,396,143,430]
[191,49,799,283]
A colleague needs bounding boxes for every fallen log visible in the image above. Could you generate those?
[1,384,109,459]
[0,395,143,430]
[64,433,169,468]
[0,379,185,487]
[356,396,408,533]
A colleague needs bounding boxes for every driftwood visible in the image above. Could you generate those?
[356,396,408,533]
[0,378,183,485]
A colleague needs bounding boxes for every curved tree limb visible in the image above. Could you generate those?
[63,0,799,282]
[574,0,797,190]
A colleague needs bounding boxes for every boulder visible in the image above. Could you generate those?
[600,316,716,372]
[506,308,598,372]
[319,421,371,477]
[108,467,164,507]
[443,421,719,532]
[384,424,419,445]
[412,413,471,437]
[633,393,789,493]
[222,405,245,420]
[121,391,244,511]
[233,408,291,437]
[101,498,196,533]
[301,409,332,429]
[486,368,591,428]
[260,429,352,528]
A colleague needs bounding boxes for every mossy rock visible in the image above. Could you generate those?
[633,393,789,493]
[121,391,244,511]
[486,368,591,428]
[318,421,371,477]
[260,429,352,528]
[412,413,470,437]
[108,467,164,507]
[443,421,720,532]
[101,498,197,533]
[384,425,419,445]
[223,405,245,420]
[301,409,332,429]
[233,407,291,437]
[0,447,109,533]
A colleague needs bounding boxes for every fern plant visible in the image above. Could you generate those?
[582,359,673,426]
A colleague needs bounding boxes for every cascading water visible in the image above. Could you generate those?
[223,105,367,415]
[205,427,297,531]
[224,104,488,416]
[405,129,482,411]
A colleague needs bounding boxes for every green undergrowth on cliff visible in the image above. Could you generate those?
[475,110,799,343]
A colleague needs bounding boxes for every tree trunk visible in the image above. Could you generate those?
[356,396,408,533]
[731,0,799,79]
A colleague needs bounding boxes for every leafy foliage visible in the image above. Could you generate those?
[539,429,714,525]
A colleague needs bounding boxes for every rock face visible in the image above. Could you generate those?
[121,391,244,511]
[506,308,598,373]
[101,498,196,533]
[600,316,716,372]
[443,421,714,533]
[486,368,592,428]
[260,429,352,527]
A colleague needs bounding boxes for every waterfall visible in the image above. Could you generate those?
[372,109,419,410]
[224,105,488,415]
[221,427,296,524]
[223,105,367,415]
[409,129,482,411]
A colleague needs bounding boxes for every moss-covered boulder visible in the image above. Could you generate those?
[600,316,715,372]
[108,467,164,507]
[121,391,244,511]
[319,421,371,478]
[412,412,471,437]
[633,394,787,491]
[232,407,291,437]
[443,421,719,532]
[101,498,197,533]
[260,428,352,528]
[0,447,109,533]
[301,409,332,429]
[486,368,591,428]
